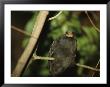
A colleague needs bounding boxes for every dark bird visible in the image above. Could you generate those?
[48,32,77,76]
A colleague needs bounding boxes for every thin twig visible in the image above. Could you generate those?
[11,25,31,36]
[91,59,100,76]
[11,25,37,39]
[33,54,55,60]
[85,11,100,32]
[12,11,49,77]
[48,11,63,21]
[75,63,100,72]
[32,55,100,72]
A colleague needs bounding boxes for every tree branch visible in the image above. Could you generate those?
[11,25,37,39]
[85,11,100,32]
[32,55,100,72]
[91,59,100,76]
[76,63,100,72]
[33,54,55,60]
[12,11,49,77]
[48,11,63,21]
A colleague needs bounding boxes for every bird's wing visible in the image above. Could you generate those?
[48,40,58,57]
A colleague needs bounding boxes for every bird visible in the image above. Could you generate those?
[48,31,77,76]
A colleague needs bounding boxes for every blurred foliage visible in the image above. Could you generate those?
[22,11,100,77]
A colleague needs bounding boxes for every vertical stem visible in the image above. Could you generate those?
[92,60,100,76]
[12,11,49,77]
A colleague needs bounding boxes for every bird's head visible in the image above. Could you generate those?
[65,31,75,38]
